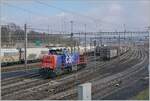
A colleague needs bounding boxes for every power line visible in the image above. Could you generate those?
[35,0,97,22]
[3,1,145,32]
[2,2,37,15]
[1,2,54,21]
[2,2,96,32]
[2,2,94,25]
[34,0,122,27]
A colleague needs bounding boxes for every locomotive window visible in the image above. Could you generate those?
[56,50,63,55]
[49,50,63,55]
[49,50,57,55]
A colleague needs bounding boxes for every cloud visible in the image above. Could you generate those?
[109,3,122,12]
[34,0,150,31]
[2,0,150,32]
[84,0,150,31]
[1,0,35,4]
[56,12,66,17]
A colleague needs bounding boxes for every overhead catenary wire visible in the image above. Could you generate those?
[34,0,98,22]
[2,1,135,33]
[1,2,53,20]
[2,2,96,33]
[1,1,148,34]
[34,0,122,28]
[2,1,148,32]
[1,2,93,31]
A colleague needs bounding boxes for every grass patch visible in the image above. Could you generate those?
[132,88,149,100]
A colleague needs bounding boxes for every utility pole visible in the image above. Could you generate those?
[145,26,150,40]
[90,38,91,53]
[148,26,150,41]
[94,23,98,72]
[8,25,11,47]
[84,24,87,55]
[48,25,49,34]
[50,25,52,34]
[48,25,50,45]
[117,31,121,70]
[131,32,133,47]
[94,39,96,72]
[123,24,126,44]
[24,24,27,71]
[70,21,73,53]
[118,31,121,56]
[78,32,81,52]
[100,31,102,46]
[0,25,1,58]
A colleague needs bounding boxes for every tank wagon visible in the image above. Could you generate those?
[40,48,87,78]
[0,48,49,67]
[0,49,20,66]
[19,48,49,63]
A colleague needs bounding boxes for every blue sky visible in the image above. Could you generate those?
[1,0,150,32]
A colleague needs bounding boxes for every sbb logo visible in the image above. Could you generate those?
[65,55,73,64]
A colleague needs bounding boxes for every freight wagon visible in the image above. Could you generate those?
[95,46,118,60]
[20,48,49,63]
[0,48,49,67]
[119,46,129,55]
[95,45,129,60]
[0,49,20,66]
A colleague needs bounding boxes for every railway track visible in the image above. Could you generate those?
[49,47,148,99]
[44,47,143,100]
[1,58,105,97]
[1,55,102,86]
[1,52,99,73]
[94,53,148,99]
[2,48,126,82]
[1,55,102,95]
[1,62,40,72]
[1,54,98,80]
[1,47,141,100]
[1,47,134,99]
[44,47,148,100]
[1,72,40,86]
